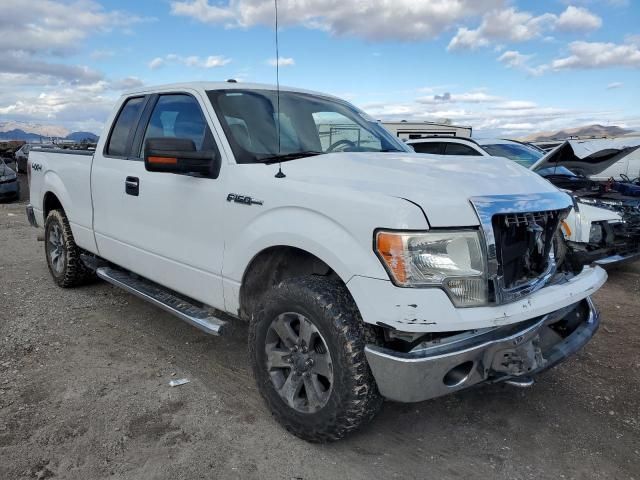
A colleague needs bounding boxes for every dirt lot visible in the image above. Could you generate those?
[1,178,639,480]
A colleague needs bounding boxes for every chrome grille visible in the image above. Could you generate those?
[470,193,573,305]
[502,211,554,228]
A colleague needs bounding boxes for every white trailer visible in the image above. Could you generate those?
[382,121,472,140]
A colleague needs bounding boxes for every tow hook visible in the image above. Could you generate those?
[504,377,535,388]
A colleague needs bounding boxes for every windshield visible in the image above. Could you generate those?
[207,89,408,164]
[481,143,544,168]
[536,166,577,177]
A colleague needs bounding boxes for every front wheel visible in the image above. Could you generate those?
[249,276,382,442]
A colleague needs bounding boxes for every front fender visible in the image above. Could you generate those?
[223,205,389,284]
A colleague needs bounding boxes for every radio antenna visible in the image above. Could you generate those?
[274,0,286,178]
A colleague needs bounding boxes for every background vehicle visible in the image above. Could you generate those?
[408,136,640,267]
[14,144,31,173]
[0,158,20,201]
[27,82,606,441]
[381,121,472,140]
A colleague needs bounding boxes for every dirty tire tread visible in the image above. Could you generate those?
[45,209,93,288]
[249,275,383,442]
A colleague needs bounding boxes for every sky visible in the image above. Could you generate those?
[0,0,639,136]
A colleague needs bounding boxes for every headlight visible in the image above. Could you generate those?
[0,176,6,181]
[577,196,624,210]
[375,230,487,307]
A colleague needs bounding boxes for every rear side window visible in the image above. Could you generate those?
[412,142,445,154]
[444,143,482,156]
[106,97,145,157]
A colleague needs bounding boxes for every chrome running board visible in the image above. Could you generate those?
[96,267,225,335]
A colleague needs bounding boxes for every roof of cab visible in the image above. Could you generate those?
[121,81,341,100]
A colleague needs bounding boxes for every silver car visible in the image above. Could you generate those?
[0,158,20,201]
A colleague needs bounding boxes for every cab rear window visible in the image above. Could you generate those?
[106,97,145,157]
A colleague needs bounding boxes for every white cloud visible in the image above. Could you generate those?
[607,82,624,90]
[448,6,600,51]
[0,0,150,55]
[0,88,114,132]
[149,54,231,69]
[267,57,295,67]
[149,57,165,69]
[203,56,232,67]
[555,6,602,31]
[551,41,640,70]
[417,91,501,105]
[358,87,635,137]
[1,51,103,84]
[170,0,504,41]
[497,50,547,75]
[90,49,116,60]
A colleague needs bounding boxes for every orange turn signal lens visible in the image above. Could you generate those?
[148,156,178,165]
[561,220,571,237]
[375,232,407,284]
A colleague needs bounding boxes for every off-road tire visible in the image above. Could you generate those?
[249,275,383,442]
[44,209,93,287]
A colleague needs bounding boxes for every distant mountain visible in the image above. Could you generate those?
[0,121,69,138]
[0,128,98,142]
[0,129,44,141]
[522,124,635,142]
[65,131,99,142]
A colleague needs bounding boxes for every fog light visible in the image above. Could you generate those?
[445,278,487,307]
[589,223,603,244]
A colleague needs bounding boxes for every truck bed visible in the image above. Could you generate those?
[29,148,97,253]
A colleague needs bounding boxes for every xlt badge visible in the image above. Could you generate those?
[227,193,263,206]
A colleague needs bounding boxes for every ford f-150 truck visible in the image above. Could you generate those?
[27,82,607,441]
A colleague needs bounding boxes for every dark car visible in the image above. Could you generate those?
[0,158,20,201]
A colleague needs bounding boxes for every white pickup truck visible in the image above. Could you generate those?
[27,82,607,441]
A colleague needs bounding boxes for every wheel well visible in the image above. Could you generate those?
[43,192,63,219]
[239,246,338,319]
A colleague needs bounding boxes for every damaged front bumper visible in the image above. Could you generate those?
[365,297,599,403]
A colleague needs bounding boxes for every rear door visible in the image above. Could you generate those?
[91,90,227,310]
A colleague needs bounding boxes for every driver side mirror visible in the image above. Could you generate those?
[144,137,220,177]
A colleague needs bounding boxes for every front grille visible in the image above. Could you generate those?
[470,193,574,305]
[502,211,554,228]
[492,209,563,293]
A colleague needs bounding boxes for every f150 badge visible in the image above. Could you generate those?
[227,193,263,206]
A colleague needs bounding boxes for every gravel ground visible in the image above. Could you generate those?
[1,178,639,480]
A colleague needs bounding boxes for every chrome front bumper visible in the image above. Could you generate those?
[594,251,640,267]
[365,297,599,403]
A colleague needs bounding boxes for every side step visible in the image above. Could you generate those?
[96,267,226,335]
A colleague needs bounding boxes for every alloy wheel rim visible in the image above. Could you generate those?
[265,312,333,413]
[48,223,65,274]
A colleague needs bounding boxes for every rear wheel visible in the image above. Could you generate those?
[249,276,382,442]
[44,209,93,287]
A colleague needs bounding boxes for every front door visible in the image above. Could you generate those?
[92,91,227,310]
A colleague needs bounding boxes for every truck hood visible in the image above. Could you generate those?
[531,138,640,176]
[280,152,563,227]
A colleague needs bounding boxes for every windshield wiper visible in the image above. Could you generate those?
[259,151,324,164]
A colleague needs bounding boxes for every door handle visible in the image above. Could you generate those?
[125,176,139,196]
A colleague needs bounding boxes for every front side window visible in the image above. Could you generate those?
[141,94,213,153]
[207,89,408,164]
[106,96,145,157]
[482,143,544,168]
